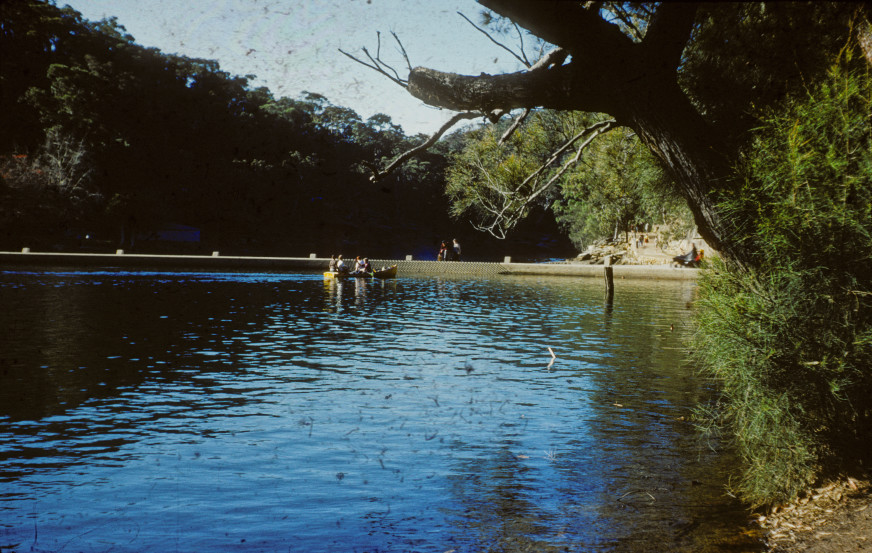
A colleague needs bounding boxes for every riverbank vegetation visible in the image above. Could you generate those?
[694,54,872,506]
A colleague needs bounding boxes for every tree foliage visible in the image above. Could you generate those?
[552,122,691,248]
[445,108,691,248]
[694,52,872,506]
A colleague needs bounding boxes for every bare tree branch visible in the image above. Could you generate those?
[339,31,416,88]
[408,63,600,114]
[390,30,413,73]
[345,23,574,179]
[364,41,404,84]
[471,119,616,238]
[364,111,480,181]
[339,47,407,88]
[457,11,531,68]
[513,22,531,67]
[499,108,531,144]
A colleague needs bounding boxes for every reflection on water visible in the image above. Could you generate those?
[0,269,761,552]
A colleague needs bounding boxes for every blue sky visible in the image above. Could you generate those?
[61,0,532,135]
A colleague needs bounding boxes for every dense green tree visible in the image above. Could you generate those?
[553,124,691,248]
[694,55,872,506]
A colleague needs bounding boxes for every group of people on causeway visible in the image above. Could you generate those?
[328,255,373,275]
[327,238,462,270]
[437,239,462,261]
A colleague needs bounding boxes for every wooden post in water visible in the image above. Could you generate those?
[604,256,614,302]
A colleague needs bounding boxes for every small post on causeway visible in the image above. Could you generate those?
[503,256,512,264]
[405,255,413,261]
[309,253,317,259]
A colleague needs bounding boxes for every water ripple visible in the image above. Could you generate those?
[0,270,759,552]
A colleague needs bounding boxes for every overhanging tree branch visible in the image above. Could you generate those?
[408,62,613,114]
[641,2,698,73]
[363,111,480,181]
[478,0,635,63]
[345,27,574,180]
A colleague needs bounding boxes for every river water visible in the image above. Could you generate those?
[0,269,761,552]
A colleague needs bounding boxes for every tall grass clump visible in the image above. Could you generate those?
[694,46,872,507]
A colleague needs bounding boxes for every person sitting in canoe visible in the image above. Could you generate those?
[348,256,364,276]
[349,257,374,276]
[328,255,338,272]
[336,255,348,273]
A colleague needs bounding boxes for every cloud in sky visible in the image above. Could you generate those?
[63,0,532,135]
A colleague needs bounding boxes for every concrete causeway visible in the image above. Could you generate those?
[0,251,698,280]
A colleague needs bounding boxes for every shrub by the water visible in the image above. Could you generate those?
[693,47,872,507]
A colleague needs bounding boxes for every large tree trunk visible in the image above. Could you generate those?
[612,75,747,265]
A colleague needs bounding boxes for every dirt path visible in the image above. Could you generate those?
[759,477,871,552]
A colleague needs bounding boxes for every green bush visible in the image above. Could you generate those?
[693,48,872,506]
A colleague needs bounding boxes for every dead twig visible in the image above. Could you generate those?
[339,31,412,88]
[457,11,531,68]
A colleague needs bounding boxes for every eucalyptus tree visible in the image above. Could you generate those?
[444,108,689,247]
[552,121,691,248]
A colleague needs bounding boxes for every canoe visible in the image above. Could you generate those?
[372,264,398,279]
[323,264,398,280]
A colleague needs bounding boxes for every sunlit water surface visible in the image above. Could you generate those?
[0,269,761,552]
